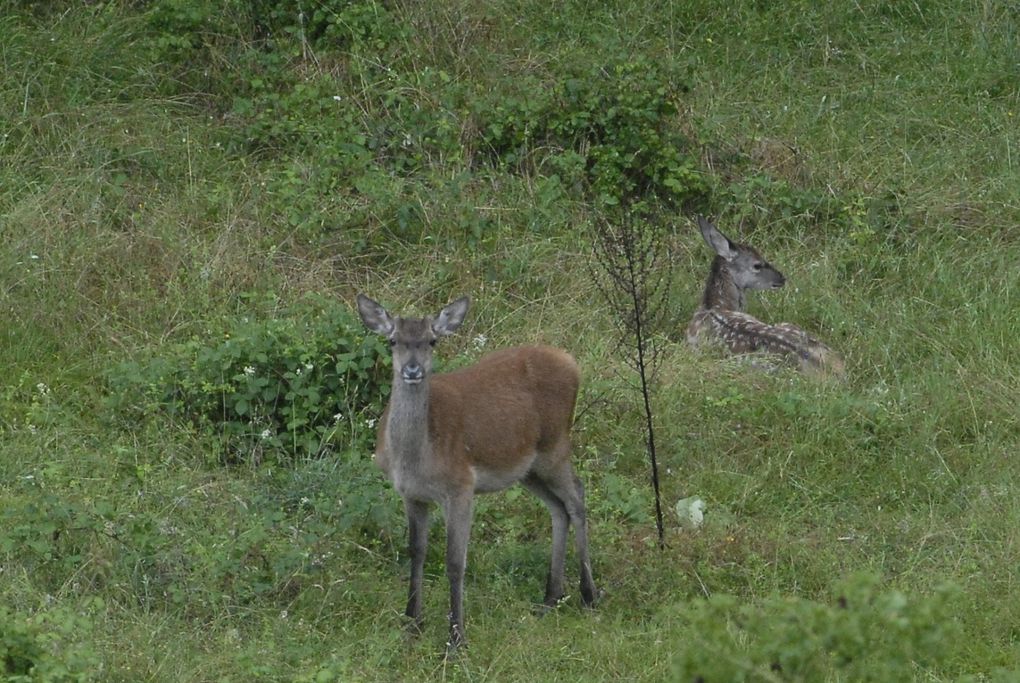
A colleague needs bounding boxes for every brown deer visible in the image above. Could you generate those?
[356,294,596,650]
[686,216,844,376]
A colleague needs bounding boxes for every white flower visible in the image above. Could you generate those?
[333,412,343,423]
[366,418,377,428]
[36,382,50,396]
[472,334,488,350]
[243,366,255,376]
[333,95,342,102]
[304,362,313,371]
[260,428,272,440]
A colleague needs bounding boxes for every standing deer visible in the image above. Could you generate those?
[356,294,596,650]
[686,216,844,376]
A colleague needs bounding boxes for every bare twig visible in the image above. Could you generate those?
[588,207,676,549]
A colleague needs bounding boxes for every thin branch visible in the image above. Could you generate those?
[588,208,676,548]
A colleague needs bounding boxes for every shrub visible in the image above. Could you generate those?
[249,0,407,51]
[107,296,390,462]
[0,606,99,683]
[671,574,963,681]
[145,0,409,62]
[472,56,708,207]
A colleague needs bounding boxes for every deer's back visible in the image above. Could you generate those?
[429,345,579,470]
[688,308,844,376]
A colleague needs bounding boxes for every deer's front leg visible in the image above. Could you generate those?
[404,498,429,633]
[442,493,474,650]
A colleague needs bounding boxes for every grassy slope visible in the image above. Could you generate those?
[1,1,1018,680]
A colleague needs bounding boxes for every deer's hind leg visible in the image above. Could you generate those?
[526,449,597,608]
[556,469,596,607]
[522,473,570,606]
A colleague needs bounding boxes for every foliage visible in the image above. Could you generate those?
[474,56,707,207]
[0,606,99,683]
[107,296,390,462]
[594,471,654,524]
[720,173,843,225]
[144,0,409,61]
[1,460,399,619]
[672,574,963,681]
[253,0,408,51]
[0,494,109,585]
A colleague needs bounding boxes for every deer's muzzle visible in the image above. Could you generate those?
[401,363,424,384]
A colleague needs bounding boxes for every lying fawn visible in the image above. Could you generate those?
[356,294,596,650]
[686,216,844,376]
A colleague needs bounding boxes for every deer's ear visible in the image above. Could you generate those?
[432,296,469,337]
[697,216,738,261]
[357,294,395,336]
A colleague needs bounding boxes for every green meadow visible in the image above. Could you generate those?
[1,1,1018,680]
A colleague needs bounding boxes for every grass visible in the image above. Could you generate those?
[2,0,1019,680]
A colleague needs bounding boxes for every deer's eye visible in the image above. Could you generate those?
[752,263,764,272]
[388,338,397,347]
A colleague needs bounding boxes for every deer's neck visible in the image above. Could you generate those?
[701,257,745,312]
[384,379,431,462]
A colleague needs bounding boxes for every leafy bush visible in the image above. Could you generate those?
[248,0,407,51]
[0,606,99,683]
[107,296,390,462]
[671,574,962,681]
[472,56,707,207]
[146,0,408,61]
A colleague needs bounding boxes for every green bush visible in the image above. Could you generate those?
[147,0,408,60]
[671,574,962,681]
[107,296,390,462]
[473,56,707,207]
[0,606,99,683]
[249,0,407,51]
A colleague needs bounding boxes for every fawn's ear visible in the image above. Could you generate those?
[697,216,738,262]
[432,296,470,337]
[357,294,395,337]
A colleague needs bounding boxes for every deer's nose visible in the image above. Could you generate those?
[401,363,424,384]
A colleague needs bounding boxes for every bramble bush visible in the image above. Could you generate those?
[106,296,390,463]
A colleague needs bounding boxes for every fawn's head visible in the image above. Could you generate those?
[357,294,470,386]
[697,216,786,291]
